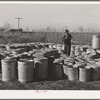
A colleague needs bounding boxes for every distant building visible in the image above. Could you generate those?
[9,28,23,33]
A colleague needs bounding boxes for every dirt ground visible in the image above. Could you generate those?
[0,75,100,90]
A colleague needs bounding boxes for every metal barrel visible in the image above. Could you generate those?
[90,62,100,81]
[34,57,48,80]
[68,65,78,81]
[79,66,91,82]
[52,61,63,80]
[1,59,17,82]
[92,35,100,49]
[18,59,34,83]
[63,64,68,76]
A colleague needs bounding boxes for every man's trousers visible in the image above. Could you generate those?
[63,44,71,56]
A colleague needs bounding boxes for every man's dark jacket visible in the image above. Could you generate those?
[62,33,72,45]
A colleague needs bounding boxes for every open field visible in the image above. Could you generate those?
[0,31,100,45]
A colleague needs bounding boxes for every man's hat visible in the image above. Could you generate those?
[65,29,69,33]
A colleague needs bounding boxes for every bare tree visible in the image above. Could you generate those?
[4,22,11,31]
[32,27,35,32]
[46,26,52,32]
[87,27,96,33]
[79,26,84,33]
[26,26,29,32]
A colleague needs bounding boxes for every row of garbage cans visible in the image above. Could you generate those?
[63,64,90,82]
[63,62,100,82]
[1,56,63,83]
[2,55,100,83]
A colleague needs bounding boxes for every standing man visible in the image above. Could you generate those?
[62,29,72,56]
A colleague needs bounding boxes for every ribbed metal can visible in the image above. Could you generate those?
[18,59,34,83]
[68,65,78,81]
[1,59,17,82]
[79,66,91,82]
[34,57,48,80]
[92,35,100,49]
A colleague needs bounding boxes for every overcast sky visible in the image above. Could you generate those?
[0,4,100,32]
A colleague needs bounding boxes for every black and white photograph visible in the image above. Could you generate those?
[0,1,100,92]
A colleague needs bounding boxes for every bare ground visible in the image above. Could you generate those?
[0,76,100,90]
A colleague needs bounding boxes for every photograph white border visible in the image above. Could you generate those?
[0,90,100,99]
[0,1,100,4]
[0,1,100,99]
